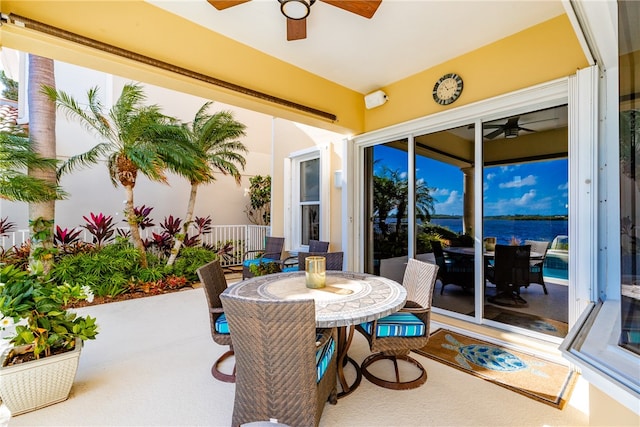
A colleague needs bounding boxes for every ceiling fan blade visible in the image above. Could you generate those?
[518,127,536,133]
[485,128,504,139]
[321,0,382,19]
[287,18,307,41]
[206,0,251,10]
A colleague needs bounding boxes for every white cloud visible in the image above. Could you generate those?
[434,190,462,215]
[499,174,537,189]
[557,182,568,190]
[486,172,496,181]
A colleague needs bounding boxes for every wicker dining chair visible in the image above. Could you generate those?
[356,258,438,390]
[281,240,330,271]
[486,244,531,306]
[220,295,338,427]
[196,259,235,383]
[431,240,474,295]
[298,251,344,271]
[242,236,285,279]
[524,239,550,294]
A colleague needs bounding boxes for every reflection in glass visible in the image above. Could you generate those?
[482,105,569,337]
[619,0,640,355]
[365,140,409,282]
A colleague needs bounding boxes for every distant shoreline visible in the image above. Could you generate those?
[430,214,568,221]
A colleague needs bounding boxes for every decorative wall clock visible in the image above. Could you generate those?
[433,73,463,105]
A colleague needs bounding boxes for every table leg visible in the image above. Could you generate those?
[336,325,362,399]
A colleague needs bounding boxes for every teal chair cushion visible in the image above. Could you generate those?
[315,334,335,382]
[242,257,278,267]
[282,266,299,272]
[360,312,425,337]
[215,314,230,334]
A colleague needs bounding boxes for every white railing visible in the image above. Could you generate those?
[0,224,270,267]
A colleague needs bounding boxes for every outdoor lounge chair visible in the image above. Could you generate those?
[356,258,438,390]
[242,236,285,279]
[196,259,235,383]
[220,295,338,427]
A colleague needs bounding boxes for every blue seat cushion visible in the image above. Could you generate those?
[242,257,278,267]
[214,314,229,334]
[315,334,335,382]
[281,266,299,272]
[361,312,426,337]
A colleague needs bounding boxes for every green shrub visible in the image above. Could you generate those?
[169,247,217,281]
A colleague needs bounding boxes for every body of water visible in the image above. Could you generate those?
[429,218,568,246]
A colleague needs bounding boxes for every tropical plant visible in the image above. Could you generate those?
[0,70,18,101]
[43,83,207,268]
[0,132,62,203]
[245,175,271,225]
[53,226,82,246]
[133,205,155,230]
[0,264,98,361]
[82,212,115,248]
[168,246,217,282]
[165,102,247,266]
[0,217,16,237]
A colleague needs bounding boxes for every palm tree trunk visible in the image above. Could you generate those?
[167,183,199,266]
[124,184,148,268]
[27,54,56,274]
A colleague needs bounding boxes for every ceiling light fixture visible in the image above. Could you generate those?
[505,127,519,139]
[279,0,315,20]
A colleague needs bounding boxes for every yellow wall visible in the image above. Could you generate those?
[364,15,588,131]
[589,385,640,426]
[0,0,363,134]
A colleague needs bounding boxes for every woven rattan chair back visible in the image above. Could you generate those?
[220,295,337,427]
[196,260,235,383]
[298,252,344,271]
[492,244,531,289]
[523,240,550,294]
[308,239,330,253]
[242,236,286,279]
[356,258,438,390]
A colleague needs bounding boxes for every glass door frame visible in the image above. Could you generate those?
[345,75,597,337]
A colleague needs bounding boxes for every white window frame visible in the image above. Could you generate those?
[284,145,331,253]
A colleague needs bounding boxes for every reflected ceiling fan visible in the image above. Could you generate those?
[207,0,382,41]
[483,117,536,140]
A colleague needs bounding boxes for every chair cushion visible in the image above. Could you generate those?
[361,312,426,337]
[315,334,335,383]
[215,314,230,334]
[281,266,299,273]
[242,257,278,267]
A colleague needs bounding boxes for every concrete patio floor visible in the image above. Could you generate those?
[4,285,590,426]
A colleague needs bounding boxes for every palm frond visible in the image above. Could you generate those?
[57,142,111,178]
[0,172,66,202]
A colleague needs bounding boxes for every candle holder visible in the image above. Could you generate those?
[305,256,326,288]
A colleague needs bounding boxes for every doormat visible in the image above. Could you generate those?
[414,329,578,409]
[483,305,568,338]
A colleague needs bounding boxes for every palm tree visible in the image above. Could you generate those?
[0,132,62,202]
[166,102,247,266]
[43,83,205,268]
[28,54,58,273]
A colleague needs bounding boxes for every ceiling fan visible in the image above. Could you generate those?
[207,0,382,41]
[483,117,536,140]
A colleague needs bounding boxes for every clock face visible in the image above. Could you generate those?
[433,73,463,105]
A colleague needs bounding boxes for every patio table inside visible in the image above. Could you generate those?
[223,270,407,398]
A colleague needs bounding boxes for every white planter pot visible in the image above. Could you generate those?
[0,340,82,416]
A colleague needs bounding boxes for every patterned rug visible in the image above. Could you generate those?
[483,305,568,338]
[414,329,578,409]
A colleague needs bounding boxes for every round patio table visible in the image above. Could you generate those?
[224,270,407,398]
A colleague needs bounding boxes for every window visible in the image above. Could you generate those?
[286,146,330,251]
[299,157,320,246]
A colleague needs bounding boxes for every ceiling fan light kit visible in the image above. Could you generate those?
[279,0,315,20]
[209,0,381,41]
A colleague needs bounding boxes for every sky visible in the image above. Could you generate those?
[374,144,568,217]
